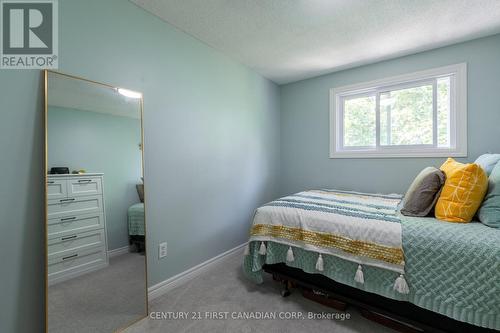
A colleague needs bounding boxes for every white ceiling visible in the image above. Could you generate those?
[132,0,500,84]
[48,72,142,119]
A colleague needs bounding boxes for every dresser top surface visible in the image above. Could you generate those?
[48,173,104,178]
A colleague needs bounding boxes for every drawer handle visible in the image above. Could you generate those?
[48,181,55,184]
[59,198,75,202]
[60,216,76,222]
[62,254,78,260]
[61,235,77,241]
[78,179,92,183]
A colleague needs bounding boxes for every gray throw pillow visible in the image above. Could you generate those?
[401,167,446,217]
[136,184,144,203]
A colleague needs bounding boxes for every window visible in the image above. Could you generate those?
[330,63,467,158]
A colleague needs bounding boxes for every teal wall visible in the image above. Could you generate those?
[48,107,142,251]
[0,1,280,332]
[280,34,500,196]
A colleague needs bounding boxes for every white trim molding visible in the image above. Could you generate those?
[148,242,247,300]
[330,63,467,158]
[107,245,130,258]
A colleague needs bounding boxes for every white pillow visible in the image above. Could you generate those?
[475,154,500,176]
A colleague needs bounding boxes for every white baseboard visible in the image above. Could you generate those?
[148,242,247,300]
[108,245,130,258]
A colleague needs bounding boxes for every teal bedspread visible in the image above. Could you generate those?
[402,215,499,330]
[127,203,145,236]
[244,209,500,329]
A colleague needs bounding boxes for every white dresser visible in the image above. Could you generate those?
[47,173,108,285]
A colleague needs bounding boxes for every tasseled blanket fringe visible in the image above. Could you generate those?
[286,246,295,262]
[246,241,410,295]
[354,265,364,284]
[315,254,324,271]
[258,242,267,255]
[393,274,410,294]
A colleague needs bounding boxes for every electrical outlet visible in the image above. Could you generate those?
[159,242,167,259]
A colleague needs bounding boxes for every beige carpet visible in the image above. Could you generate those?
[48,252,147,333]
[124,252,395,333]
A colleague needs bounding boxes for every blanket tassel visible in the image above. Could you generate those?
[286,246,295,262]
[315,254,324,271]
[258,242,267,255]
[354,265,364,284]
[243,243,250,256]
[393,274,410,294]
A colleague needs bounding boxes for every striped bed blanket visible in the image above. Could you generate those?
[245,189,409,294]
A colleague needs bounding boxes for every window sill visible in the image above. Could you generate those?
[329,149,467,159]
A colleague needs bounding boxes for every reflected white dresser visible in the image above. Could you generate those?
[47,173,108,285]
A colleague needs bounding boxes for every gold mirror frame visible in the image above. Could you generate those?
[43,70,148,333]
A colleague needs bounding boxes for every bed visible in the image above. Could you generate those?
[243,189,500,332]
[128,202,145,252]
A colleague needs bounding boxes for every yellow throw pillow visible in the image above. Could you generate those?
[435,158,488,223]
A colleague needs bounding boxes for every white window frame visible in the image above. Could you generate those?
[330,63,467,158]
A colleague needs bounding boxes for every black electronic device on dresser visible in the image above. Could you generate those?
[49,167,69,174]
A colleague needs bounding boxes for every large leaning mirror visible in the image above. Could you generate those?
[44,70,148,333]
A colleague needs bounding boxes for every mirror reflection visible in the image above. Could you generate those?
[46,71,147,333]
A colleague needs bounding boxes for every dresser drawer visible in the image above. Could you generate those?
[48,213,104,238]
[48,195,103,219]
[67,177,102,197]
[48,245,107,284]
[47,179,67,200]
[48,229,106,255]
